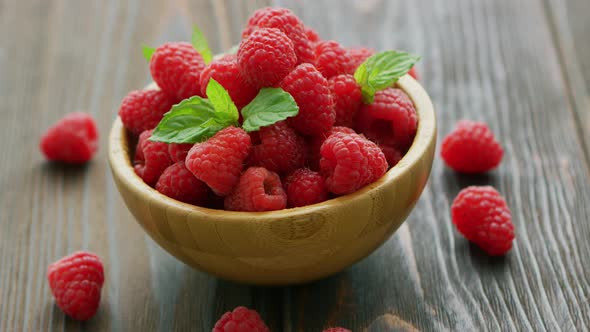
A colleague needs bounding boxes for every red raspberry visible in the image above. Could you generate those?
[168,143,193,163]
[242,7,314,64]
[408,66,419,80]
[47,251,104,321]
[348,47,375,70]
[249,121,307,174]
[118,89,176,135]
[150,42,206,100]
[309,126,356,170]
[451,186,514,256]
[284,168,328,207]
[199,57,258,109]
[441,120,503,173]
[355,87,418,150]
[320,132,387,195]
[323,328,352,332]
[279,63,335,136]
[213,306,270,332]
[379,144,403,167]
[134,129,172,186]
[224,167,287,212]
[238,28,297,89]
[40,112,98,164]
[329,74,362,127]
[304,26,320,43]
[185,126,251,196]
[156,162,209,205]
[315,40,354,78]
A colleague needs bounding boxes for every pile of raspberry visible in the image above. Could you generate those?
[118,7,419,212]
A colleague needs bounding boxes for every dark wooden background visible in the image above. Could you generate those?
[1,0,589,331]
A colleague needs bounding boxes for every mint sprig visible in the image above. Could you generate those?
[191,26,212,64]
[241,88,300,132]
[142,45,156,62]
[354,50,421,104]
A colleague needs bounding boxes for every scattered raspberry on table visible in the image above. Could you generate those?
[40,112,98,164]
[47,251,104,321]
[451,186,515,255]
[213,306,270,332]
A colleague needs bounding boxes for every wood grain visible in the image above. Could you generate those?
[1,0,589,331]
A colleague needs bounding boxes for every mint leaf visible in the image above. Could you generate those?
[191,26,212,64]
[150,96,227,143]
[206,78,239,125]
[142,45,156,62]
[354,50,421,104]
[241,88,299,132]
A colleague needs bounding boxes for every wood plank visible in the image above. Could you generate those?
[276,0,590,331]
[0,1,278,331]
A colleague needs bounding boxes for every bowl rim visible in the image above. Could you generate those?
[108,75,436,222]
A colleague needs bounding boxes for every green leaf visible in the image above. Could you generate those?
[206,78,239,125]
[150,96,228,143]
[241,88,299,132]
[142,45,156,62]
[191,26,212,64]
[354,50,421,104]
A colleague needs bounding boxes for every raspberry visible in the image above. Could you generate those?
[284,168,328,207]
[185,126,251,196]
[150,42,206,100]
[249,121,307,174]
[199,58,258,109]
[118,89,176,135]
[315,40,354,78]
[213,306,270,332]
[224,167,287,212]
[304,26,320,43]
[320,132,387,195]
[355,87,418,150]
[134,129,172,186]
[309,126,356,170]
[408,66,419,80]
[441,120,503,173]
[156,162,209,205]
[279,63,335,136]
[329,74,362,127]
[40,112,98,164]
[168,143,193,163]
[348,47,375,70]
[323,328,352,332]
[451,186,514,256]
[238,28,297,89]
[242,7,314,64]
[379,144,403,167]
[47,251,104,321]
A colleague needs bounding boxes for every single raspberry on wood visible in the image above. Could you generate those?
[224,167,287,212]
[315,40,354,78]
[249,121,307,174]
[348,47,375,71]
[320,132,387,195]
[284,168,328,207]
[213,306,270,332]
[238,27,297,89]
[168,143,193,163]
[118,89,176,135]
[134,129,173,186]
[150,42,206,101]
[47,251,104,321]
[441,120,503,173]
[199,57,258,109]
[308,126,356,170]
[40,112,98,164]
[242,7,315,64]
[279,63,335,136]
[185,126,251,196]
[451,186,514,256]
[329,74,362,127]
[156,162,209,205]
[355,87,418,150]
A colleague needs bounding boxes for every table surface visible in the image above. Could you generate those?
[1,0,589,331]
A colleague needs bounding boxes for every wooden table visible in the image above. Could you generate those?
[1,0,589,331]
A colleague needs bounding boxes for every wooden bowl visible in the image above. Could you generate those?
[108,75,436,285]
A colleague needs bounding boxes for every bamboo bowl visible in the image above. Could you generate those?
[108,75,436,285]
